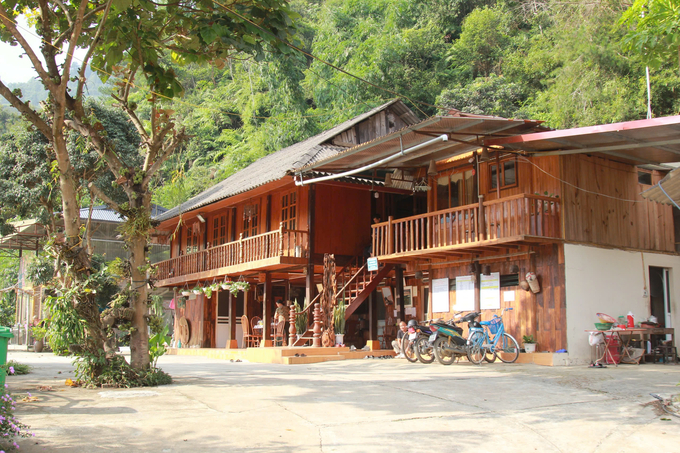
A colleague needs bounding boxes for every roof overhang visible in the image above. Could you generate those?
[485,115,680,167]
[0,220,45,252]
[641,166,680,206]
[297,116,544,173]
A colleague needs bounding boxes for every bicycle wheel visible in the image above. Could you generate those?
[494,333,520,363]
[415,336,435,364]
[466,331,485,365]
[434,336,455,365]
[484,349,497,363]
[402,337,419,363]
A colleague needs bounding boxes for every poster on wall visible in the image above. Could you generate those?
[431,278,450,313]
[454,276,475,311]
[480,272,501,310]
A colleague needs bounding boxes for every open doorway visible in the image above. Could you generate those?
[649,266,672,334]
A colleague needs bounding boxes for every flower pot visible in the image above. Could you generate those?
[34,339,44,353]
[335,334,344,345]
[523,343,536,353]
[181,291,191,297]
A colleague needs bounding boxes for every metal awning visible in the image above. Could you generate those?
[485,115,680,167]
[297,115,544,173]
[641,166,680,207]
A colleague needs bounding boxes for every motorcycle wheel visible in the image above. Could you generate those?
[495,333,520,363]
[402,337,419,363]
[434,336,455,365]
[466,331,485,365]
[415,336,435,364]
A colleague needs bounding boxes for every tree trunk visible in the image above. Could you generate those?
[129,231,150,370]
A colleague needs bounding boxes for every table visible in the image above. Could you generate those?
[586,329,647,366]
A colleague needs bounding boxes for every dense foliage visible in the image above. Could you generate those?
[151,0,680,210]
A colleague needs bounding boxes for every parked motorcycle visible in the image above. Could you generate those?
[430,312,482,365]
[402,319,434,363]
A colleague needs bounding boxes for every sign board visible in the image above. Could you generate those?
[454,275,475,311]
[432,278,450,313]
[367,257,379,272]
[480,272,501,310]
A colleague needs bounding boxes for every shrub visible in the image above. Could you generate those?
[0,389,32,450]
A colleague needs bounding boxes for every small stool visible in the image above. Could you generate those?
[652,345,678,364]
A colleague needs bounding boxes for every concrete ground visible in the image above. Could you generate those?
[4,351,680,453]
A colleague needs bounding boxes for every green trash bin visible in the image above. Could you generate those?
[0,326,14,389]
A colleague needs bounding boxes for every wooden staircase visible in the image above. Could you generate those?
[292,255,393,345]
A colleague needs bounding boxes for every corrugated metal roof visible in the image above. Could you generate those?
[299,116,544,172]
[641,167,680,206]
[486,115,680,167]
[79,205,167,223]
[156,100,417,222]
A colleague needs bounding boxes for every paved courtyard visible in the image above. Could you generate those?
[5,351,680,452]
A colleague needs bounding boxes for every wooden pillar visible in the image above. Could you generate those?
[478,194,486,241]
[288,301,296,347]
[366,290,380,351]
[396,265,405,322]
[312,302,321,347]
[262,272,272,346]
[230,207,237,242]
[226,291,237,349]
[474,262,481,312]
[306,185,316,306]
[266,194,272,232]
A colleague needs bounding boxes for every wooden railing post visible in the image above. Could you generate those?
[478,194,485,241]
[288,301,296,346]
[387,216,394,255]
[238,233,244,263]
[279,222,284,256]
[312,302,321,347]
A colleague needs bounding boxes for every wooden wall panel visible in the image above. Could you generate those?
[428,244,567,352]
[203,293,216,348]
[479,154,561,202]
[314,184,372,257]
[561,155,675,252]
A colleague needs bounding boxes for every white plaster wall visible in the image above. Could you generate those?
[564,244,680,364]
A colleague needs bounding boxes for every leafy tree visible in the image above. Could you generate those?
[621,0,680,74]
[0,0,298,376]
[0,254,18,327]
[437,74,526,118]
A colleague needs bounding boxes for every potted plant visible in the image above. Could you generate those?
[203,285,213,298]
[192,284,202,295]
[522,335,537,353]
[180,285,191,297]
[294,299,308,340]
[32,326,47,353]
[333,301,346,345]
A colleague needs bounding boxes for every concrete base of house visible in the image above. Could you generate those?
[167,346,396,364]
[513,352,595,366]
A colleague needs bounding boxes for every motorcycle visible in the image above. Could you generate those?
[429,312,482,365]
[402,321,434,364]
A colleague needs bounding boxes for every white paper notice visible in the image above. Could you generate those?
[454,276,475,311]
[432,278,450,313]
[405,307,416,316]
[480,272,501,310]
[503,291,515,302]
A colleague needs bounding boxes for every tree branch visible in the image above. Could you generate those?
[143,129,188,184]
[0,3,55,91]
[87,182,121,213]
[0,80,52,139]
[77,0,114,102]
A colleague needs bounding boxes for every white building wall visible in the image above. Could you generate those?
[564,243,680,364]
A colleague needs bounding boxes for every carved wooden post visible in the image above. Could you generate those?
[238,233,244,263]
[312,302,321,347]
[279,222,285,256]
[288,301,296,347]
[477,194,486,241]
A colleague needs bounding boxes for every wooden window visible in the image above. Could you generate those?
[185,224,200,254]
[243,204,259,238]
[435,168,477,210]
[212,213,228,247]
[281,191,297,230]
[489,157,517,191]
[638,170,652,185]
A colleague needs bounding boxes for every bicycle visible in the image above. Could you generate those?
[467,307,520,364]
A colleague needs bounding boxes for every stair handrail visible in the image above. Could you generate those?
[334,263,368,299]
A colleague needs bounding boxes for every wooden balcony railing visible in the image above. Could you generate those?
[372,194,561,257]
[155,224,308,282]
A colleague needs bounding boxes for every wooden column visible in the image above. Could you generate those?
[226,291,238,349]
[478,194,486,241]
[366,290,380,350]
[262,272,272,347]
[306,185,316,307]
[474,262,481,312]
[396,265,405,322]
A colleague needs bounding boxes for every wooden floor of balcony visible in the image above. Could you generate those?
[156,255,308,287]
